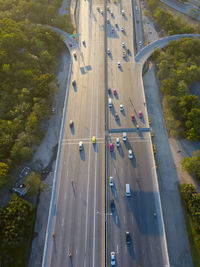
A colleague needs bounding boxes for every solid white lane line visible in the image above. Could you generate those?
[61,218,64,228]
[64,192,67,200]
[115,215,118,225]
[117,244,119,253]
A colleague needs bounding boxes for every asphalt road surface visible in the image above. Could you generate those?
[106,1,169,267]
[49,1,106,266]
[48,0,169,267]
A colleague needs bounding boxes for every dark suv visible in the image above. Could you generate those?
[125,231,131,245]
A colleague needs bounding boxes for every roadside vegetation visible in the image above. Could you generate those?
[0,0,74,265]
[180,184,200,267]
[0,195,35,266]
[0,18,65,188]
[145,0,199,35]
[182,150,200,180]
[152,37,200,141]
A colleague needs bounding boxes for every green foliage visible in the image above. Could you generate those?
[180,184,200,239]
[0,19,63,167]
[0,162,9,187]
[0,0,72,33]
[0,195,35,266]
[25,172,46,196]
[146,0,197,35]
[182,150,200,180]
[154,38,200,140]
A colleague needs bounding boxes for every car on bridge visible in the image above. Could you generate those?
[92,136,96,144]
[109,143,114,152]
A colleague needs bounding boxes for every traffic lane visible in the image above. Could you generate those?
[50,137,104,267]
[107,63,148,130]
[50,4,106,267]
[108,132,166,266]
[50,140,88,267]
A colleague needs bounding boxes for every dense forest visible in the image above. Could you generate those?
[0,0,75,188]
[152,38,200,141]
[146,0,199,35]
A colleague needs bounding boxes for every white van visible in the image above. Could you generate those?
[109,98,113,108]
[126,184,131,197]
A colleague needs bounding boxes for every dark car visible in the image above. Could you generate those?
[72,80,76,87]
[125,231,131,245]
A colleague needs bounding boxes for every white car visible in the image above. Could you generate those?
[107,49,111,54]
[129,150,133,159]
[120,104,123,111]
[139,40,142,46]
[121,26,124,32]
[79,141,83,151]
[123,132,127,141]
[116,138,120,147]
[123,52,126,58]
[117,62,121,67]
[109,177,114,186]
[107,18,109,24]
[111,252,116,265]
[100,9,103,15]
[121,9,125,16]
[122,42,125,48]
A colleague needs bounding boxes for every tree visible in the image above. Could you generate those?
[185,108,200,141]
[182,150,200,180]
[0,162,9,187]
[25,172,45,196]
[178,95,200,121]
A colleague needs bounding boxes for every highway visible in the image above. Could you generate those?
[49,1,106,266]
[106,1,169,266]
[46,0,170,267]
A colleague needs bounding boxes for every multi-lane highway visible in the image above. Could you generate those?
[106,1,168,266]
[49,1,106,266]
[44,0,170,267]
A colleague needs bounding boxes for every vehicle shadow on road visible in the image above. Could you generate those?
[110,150,116,160]
[117,146,124,158]
[85,65,92,72]
[119,66,123,72]
[108,53,113,60]
[70,127,75,135]
[94,143,98,153]
[80,150,85,161]
[80,67,86,74]
[111,207,121,228]
[110,106,116,116]
[127,244,136,259]
[115,118,121,127]
[121,110,126,116]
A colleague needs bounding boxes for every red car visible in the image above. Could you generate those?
[113,89,117,95]
[138,110,143,118]
[109,143,114,152]
[131,114,135,121]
